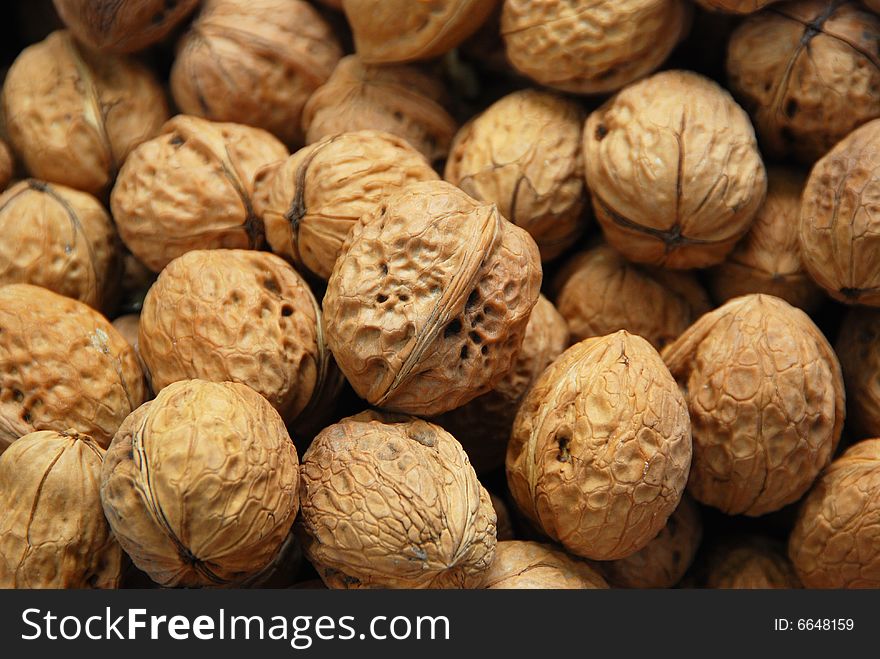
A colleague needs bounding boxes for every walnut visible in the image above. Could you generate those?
[662,294,845,516]
[708,167,823,312]
[324,180,542,416]
[302,56,458,163]
[253,130,439,280]
[490,493,515,541]
[298,411,497,589]
[0,139,14,191]
[112,314,150,390]
[867,0,880,12]
[2,31,169,196]
[432,295,568,473]
[584,70,767,269]
[696,0,779,12]
[53,0,199,53]
[482,541,609,589]
[343,0,497,64]
[789,438,880,588]
[118,252,156,312]
[0,430,123,588]
[0,180,120,311]
[506,330,692,561]
[836,308,880,439]
[100,379,300,587]
[727,1,880,164]
[500,0,692,95]
[0,284,146,453]
[553,243,711,351]
[705,536,801,588]
[445,89,587,261]
[171,0,342,147]
[110,115,288,272]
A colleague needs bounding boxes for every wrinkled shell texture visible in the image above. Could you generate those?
[585,70,767,269]
[0,140,13,191]
[483,541,609,589]
[302,56,458,163]
[799,119,880,306]
[0,430,123,588]
[0,284,146,453]
[344,0,498,64]
[836,309,880,439]
[53,0,200,53]
[298,412,497,589]
[445,90,586,261]
[727,1,880,164]
[554,243,711,350]
[789,439,880,588]
[111,115,288,272]
[501,0,691,95]
[706,537,801,588]
[100,380,300,587]
[254,130,439,280]
[0,180,119,310]
[696,0,779,12]
[709,167,822,312]
[663,295,845,516]
[506,331,692,561]
[171,0,342,146]
[139,249,332,426]
[325,181,541,416]
[2,31,169,196]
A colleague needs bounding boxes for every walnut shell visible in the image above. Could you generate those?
[53,0,199,53]
[139,249,339,428]
[445,90,587,261]
[112,313,150,390]
[0,430,123,588]
[2,31,169,196]
[662,294,845,516]
[500,0,691,95]
[0,284,146,453]
[483,541,609,589]
[727,1,880,164]
[696,0,779,12]
[584,70,767,269]
[298,411,497,589]
[100,379,300,587]
[799,119,880,306]
[302,56,458,163]
[324,180,542,416]
[0,139,14,191]
[111,115,288,273]
[553,243,711,351]
[789,438,880,588]
[836,308,880,439]
[708,167,823,312]
[506,330,692,561]
[0,180,120,311]
[253,130,439,280]
[705,536,801,588]
[867,0,880,13]
[490,492,515,541]
[171,0,342,147]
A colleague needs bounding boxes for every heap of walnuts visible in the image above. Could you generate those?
[3,0,880,591]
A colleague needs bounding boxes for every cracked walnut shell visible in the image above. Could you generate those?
[705,536,801,588]
[696,0,779,12]
[836,308,880,439]
[324,180,542,416]
[483,541,609,589]
[584,70,767,269]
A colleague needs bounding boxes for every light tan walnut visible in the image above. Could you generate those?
[483,541,609,589]
[705,536,801,588]
[836,308,880,439]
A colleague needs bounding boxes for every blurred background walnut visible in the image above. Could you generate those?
[836,308,880,440]
[696,0,779,12]
[704,536,801,588]
[0,139,14,191]
[483,541,609,589]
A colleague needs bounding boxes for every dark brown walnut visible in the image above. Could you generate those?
[0,430,123,588]
[490,493,515,541]
[836,309,880,439]
[663,295,845,516]
[553,243,711,351]
[705,536,801,588]
[302,56,458,163]
[253,130,439,280]
[53,0,199,53]
[2,30,169,196]
[0,139,14,191]
[507,330,692,561]
[482,541,609,589]
[727,1,880,164]
[867,0,880,12]
[171,0,342,147]
[298,411,497,589]
[432,295,568,473]
[799,119,880,306]
[0,284,146,453]
[0,180,120,311]
[789,438,880,588]
[118,252,156,312]
[585,70,767,269]
[111,115,288,272]
[324,180,542,416]
[696,0,779,11]
[708,167,823,312]
[501,0,692,95]
[445,89,587,261]
[343,0,497,64]
[100,379,300,588]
